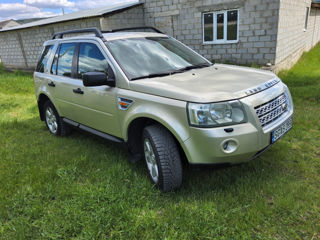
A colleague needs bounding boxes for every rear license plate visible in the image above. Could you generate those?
[271,117,293,144]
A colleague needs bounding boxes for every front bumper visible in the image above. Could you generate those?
[182,83,294,165]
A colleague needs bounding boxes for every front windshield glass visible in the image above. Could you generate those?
[107,37,211,80]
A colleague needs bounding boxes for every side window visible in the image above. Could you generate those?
[36,45,54,73]
[78,43,109,79]
[56,43,76,77]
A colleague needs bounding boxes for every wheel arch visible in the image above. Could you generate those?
[37,93,58,121]
[125,115,189,163]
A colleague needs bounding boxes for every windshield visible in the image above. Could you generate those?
[107,37,211,80]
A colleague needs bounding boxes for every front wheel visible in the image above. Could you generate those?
[143,125,182,192]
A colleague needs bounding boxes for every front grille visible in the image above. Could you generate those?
[255,93,288,127]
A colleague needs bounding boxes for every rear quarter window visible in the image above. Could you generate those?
[36,45,54,73]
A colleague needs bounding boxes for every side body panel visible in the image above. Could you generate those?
[35,38,124,138]
[117,88,190,143]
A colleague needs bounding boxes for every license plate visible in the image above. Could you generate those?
[271,117,293,144]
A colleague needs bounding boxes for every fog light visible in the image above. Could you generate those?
[221,139,238,154]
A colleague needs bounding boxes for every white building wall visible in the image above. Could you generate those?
[275,0,320,71]
[0,17,101,70]
[0,6,144,70]
[0,32,26,68]
[142,0,280,66]
[1,2,320,71]
[100,5,144,30]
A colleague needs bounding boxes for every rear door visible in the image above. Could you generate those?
[34,44,56,100]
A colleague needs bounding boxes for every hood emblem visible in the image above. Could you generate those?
[244,78,280,97]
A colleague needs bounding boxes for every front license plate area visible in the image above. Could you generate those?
[271,117,293,144]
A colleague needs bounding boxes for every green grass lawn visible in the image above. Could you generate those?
[0,45,319,239]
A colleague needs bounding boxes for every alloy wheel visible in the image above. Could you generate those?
[144,138,159,183]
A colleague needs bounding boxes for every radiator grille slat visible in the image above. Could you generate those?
[255,94,288,127]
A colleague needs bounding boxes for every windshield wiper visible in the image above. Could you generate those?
[131,69,183,81]
[130,64,211,81]
[179,63,212,72]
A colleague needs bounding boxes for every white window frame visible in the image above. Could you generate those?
[202,9,239,45]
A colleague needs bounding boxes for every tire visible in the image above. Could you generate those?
[142,125,182,192]
[43,101,70,136]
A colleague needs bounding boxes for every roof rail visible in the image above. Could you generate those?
[103,26,164,34]
[51,27,104,40]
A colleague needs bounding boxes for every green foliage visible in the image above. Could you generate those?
[0,42,320,240]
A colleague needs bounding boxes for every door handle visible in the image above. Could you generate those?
[73,88,84,94]
[48,81,55,87]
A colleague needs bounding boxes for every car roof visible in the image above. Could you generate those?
[44,31,168,45]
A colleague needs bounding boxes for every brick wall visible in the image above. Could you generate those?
[2,1,319,71]
[141,0,280,65]
[0,5,144,70]
[0,32,26,69]
[0,17,101,70]
[275,0,320,71]
[100,5,144,31]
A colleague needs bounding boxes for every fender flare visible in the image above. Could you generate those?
[37,90,62,119]
[122,111,190,145]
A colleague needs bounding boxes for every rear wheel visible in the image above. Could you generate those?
[43,101,70,136]
[143,125,182,192]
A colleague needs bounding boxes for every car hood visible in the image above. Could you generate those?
[129,64,278,103]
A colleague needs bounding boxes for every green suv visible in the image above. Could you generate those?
[34,27,294,192]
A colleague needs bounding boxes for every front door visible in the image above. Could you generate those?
[72,41,121,138]
[51,42,84,121]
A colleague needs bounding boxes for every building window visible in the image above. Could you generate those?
[203,9,239,44]
[305,7,310,31]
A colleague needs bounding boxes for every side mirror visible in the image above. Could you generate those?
[83,69,115,87]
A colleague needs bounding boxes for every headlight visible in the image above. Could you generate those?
[187,100,247,127]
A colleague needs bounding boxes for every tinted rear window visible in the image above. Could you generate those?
[36,45,54,73]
